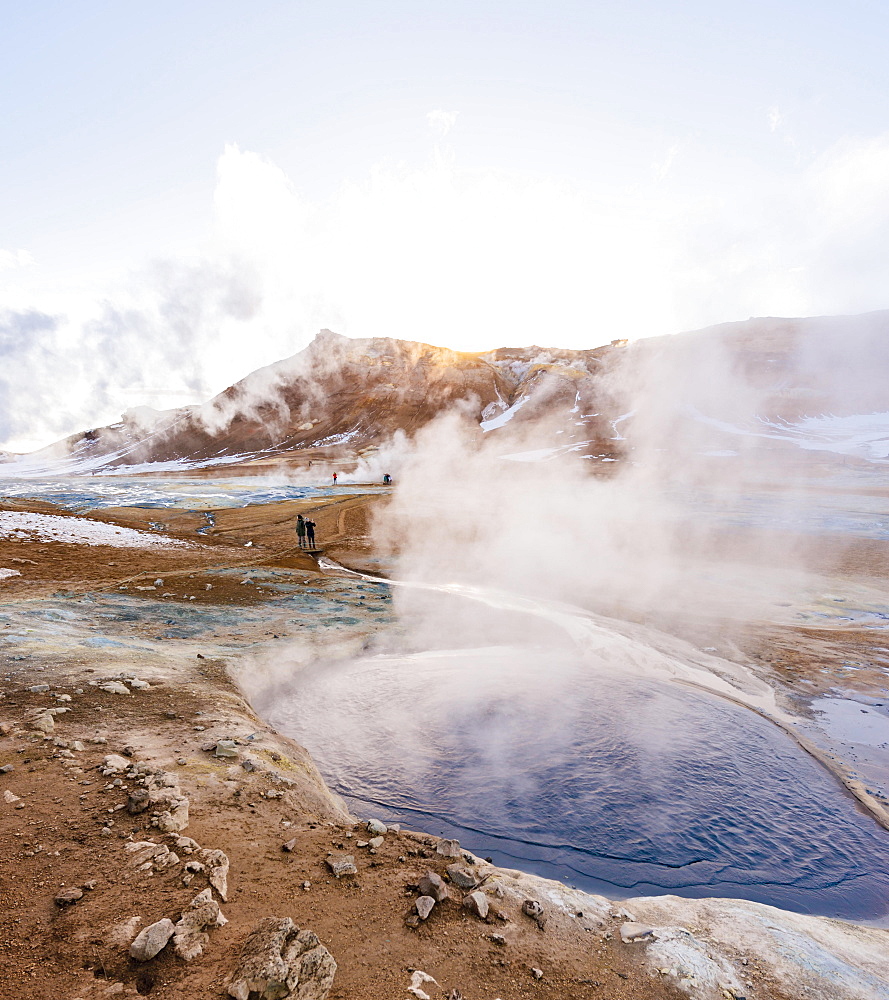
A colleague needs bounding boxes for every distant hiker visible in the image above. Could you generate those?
[383,473,391,485]
[332,472,338,485]
[296,513,307,548]
[306,519,316,547]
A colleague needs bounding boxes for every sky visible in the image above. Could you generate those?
[3,0,889,451]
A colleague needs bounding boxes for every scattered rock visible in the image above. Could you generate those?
[417,870,449,902]
[407,970,438,1000]
[435,838,461,857]
[54,887,83,906]
[198,848,230,900]
[368,836,384,849]
[282,837,298,852]
[155,798,190,833]
[416,896,435,920]
[326,854,357,878]
[31,714,54,734]
[214,740,239,758]
[490,933,506,946]
[99,681,131,695]
[173,887,228,961]
[521,898,547,929]
[102,754,132,773]
[366,818,387,835]
[127,789,151,814]
[0,764,13,775]
[129,918,175,961]
[445,863,477,889]
[463,891,489,919]
[620,921,656,944]
[28,684,50,693]
[226,916,337,1000]
[3,790,21,804]
[530,967,543,980]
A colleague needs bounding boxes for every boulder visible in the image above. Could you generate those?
[129,918,175,961]
[417,870,448,902]
[99,681,131,695]
[620,921,656,944]
[445,864,477,889]
[226,917,336,1000]
[55,887,83,906]
[366,819,387,835]
[463,891,489,919]
[102,754,132,773]
[326,854,357,878]
[435,838,461,857]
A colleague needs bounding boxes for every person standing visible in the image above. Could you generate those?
[296,513,307,548]
[332,472,338,485]
[306,518,316,548]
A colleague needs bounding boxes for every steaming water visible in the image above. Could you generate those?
[264,643,889,920]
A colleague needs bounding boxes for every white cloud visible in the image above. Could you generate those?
[768,106,783,133]
[5,128,889,451]
[426,109,458,139]
[0,249,35,271]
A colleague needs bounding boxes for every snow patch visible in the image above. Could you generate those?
[0,512,193,549]
[481,394,531,432]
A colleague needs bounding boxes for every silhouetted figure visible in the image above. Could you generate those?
[296,513,307,548]
[306,519,316,547]
[332,472,338,485]
[383,473,391,485]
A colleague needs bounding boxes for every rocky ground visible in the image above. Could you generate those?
[0,489,887,1000]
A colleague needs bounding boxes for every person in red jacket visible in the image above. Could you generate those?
[332,472,338,485]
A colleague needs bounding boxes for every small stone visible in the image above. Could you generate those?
[127,789,151,814]
[214,740,239,758]
[32,714,54,734]
[368,836,384,849]
[102,754,131,772]
[366,818,387,835]
[417,870,449,902]
[620,921,656,944]
[28,684,50,693]
[99,681,130,695]
[326,854,357,877]
[301,881,311,890]
[490,934,506,946]
[129,917,175,961]
[3,789,21,804]
[463,891,489,919]
[55,887,83,905]
[531,967,543,980]
[0,764,13,775]
[522,899,544,920]
[436,838,461,857]
[282,837,298,852]
[416,895,435,920]
[446,863,477,889]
